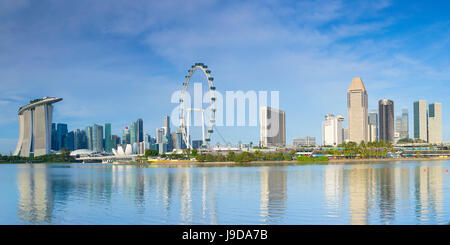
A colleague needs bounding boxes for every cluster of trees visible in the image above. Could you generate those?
[0,148,75,163]
[323,141,394,159]
[397,138,427,144]
[195,150,297,163]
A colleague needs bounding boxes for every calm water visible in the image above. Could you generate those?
[0,160,449,225]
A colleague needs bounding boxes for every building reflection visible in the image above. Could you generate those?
[324,163,444,225]
[260,167,287,223]
[414,166,443,222]
[348,167,370,225]
[17,164,54,224]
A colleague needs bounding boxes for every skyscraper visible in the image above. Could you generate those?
[414,100,428,141]
[428,103,442,144]
[368,110,378,142]
[56,123,68,150]
[64,131,75,151]
[74,129,87,150]
[14,97,62,157]
[122,127,130,144]
[86,126,93,150]
[378,99,394,143]
[104,123,112,153]
[260,106,286,147]
[136,118,144,143]
[130,122,137,145]
[322,114,344,146]
[401,109,409,139]
[395,115,402,143]
[156,127,165,144]
[51,123,57,151]
[347,77,368,143]
[164,116,171,135]
[93,124,104,152]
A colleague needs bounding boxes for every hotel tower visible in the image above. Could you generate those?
[14,97,62,157]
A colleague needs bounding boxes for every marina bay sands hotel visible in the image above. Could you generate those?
[13,97,62,157]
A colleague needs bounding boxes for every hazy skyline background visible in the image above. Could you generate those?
[0,0,449,154]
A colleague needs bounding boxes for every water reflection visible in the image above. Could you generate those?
[17,165,54,224]
[260,167,287,223]
[13,161,449,224]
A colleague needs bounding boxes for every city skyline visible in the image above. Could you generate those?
[1,0,449,154]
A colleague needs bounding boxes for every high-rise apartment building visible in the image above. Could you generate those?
[347,77,368,143]
[322,114,344,146]
[260,106,286,147]
[136,118,143,143]
[368,110,378,142]
[428,103,442,144]
[378,99,394,143]
[414,100,428,142]
[104,123,112,153]
[14,97,62,157]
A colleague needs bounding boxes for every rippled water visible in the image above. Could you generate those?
[0,160,449,225]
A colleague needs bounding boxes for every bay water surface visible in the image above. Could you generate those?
[0,160,449,225]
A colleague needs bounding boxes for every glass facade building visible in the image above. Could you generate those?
[104,123,112,153]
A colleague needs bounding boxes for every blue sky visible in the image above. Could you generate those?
[0,0,449,154]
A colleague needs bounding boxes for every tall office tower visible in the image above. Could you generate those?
[111,135,119,150]
[414,100,428,141]
[64,131,75,151]
[428,103,442,144]
[86,126,93,150]
[260,106,286,147]
[395,116,402,143]
[51,123,57,151]
[104,123,112,153]
[122,127,130,144]
[130,122,137,145]
[14,97,62,157]
[401,109,409,139]
[368,110,378,142]
[93,124,104,152]
[347,77,368,143]
[73,129,87,150]
[322,114,344,146]
[74,129,81,150]
[164,116,171,135]
[174,130,186,150]
[56,123,68,150]
[378,99,394,143]
[144,133,150,150]
[136,118,143,143]
[156,127,166,144]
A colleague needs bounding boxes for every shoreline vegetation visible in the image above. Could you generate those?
[1,141,449,165]
[0,148,75,164]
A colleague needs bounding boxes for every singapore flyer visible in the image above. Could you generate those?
[179,63,216,149]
